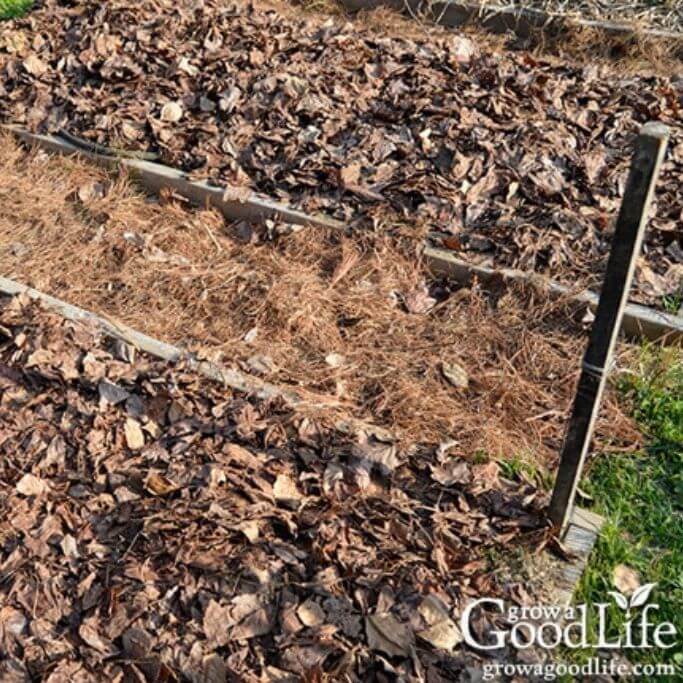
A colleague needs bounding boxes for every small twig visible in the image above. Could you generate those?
[121,530,143,560]
[203,222,223,252]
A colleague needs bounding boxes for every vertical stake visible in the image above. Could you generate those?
[548,122,669,532]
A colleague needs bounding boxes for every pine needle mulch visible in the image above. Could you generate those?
[0,135,638,462]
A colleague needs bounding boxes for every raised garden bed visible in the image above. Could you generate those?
[0,119,669,683]
[3,132,642,457]
[1,0,681,310]
[10,126,683,345]
[0,292,571,680]
[0,2,679,679]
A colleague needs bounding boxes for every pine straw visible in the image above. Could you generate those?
[526,14,683,68]
[0,135,639,462]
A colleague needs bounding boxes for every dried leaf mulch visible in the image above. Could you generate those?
[0,294,554,681]
[0,0,681,308]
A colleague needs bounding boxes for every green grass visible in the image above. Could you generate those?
[574,345,683,675]
[0,0,32,21]
[662,292,683,316]
[499,451,554,490]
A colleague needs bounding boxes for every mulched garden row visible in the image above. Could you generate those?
[0,0,681,307]
[0,294,551,681]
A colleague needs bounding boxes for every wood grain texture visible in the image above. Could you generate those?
[424,247,683,343]
[555,507,605,607]
[11,125,681,345]
[8,127,345,232]
[341,0,683,43]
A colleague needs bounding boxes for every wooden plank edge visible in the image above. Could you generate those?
[9,127,680,343]
[424,246,683,343]
[0,275,394,441]
[555,506,605,607]
[340,0,683,46]
[7,126,345,232]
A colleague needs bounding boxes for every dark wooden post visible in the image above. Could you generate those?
[548,122,670,532]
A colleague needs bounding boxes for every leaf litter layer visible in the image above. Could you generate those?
[1,292,560,681]
[0,0,681,308]
[0,136,638,460]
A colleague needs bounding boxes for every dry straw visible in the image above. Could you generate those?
[0,135,639,461]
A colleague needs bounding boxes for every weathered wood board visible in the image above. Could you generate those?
[8,127,345,232]
[0,275,396,442]
[553,507,605,607]
[522,507,605,608]
[341,0,683,50]
[424,247,683,343]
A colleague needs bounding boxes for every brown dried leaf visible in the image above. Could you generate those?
[613,564,641,596]
[365,613,412,658]
[78,620,116,655]
[22,55,47,76]
[339,163,361,187]
[416,595,462,652]
[404,285,436,315]
[78,182,106,204]
[352,436,401,474]
[441,361,469,389]
[160,101,183,123]
[203,600,230,647]
[431,459,471,486]
[144,471,178,496]
[297,600,326,627]
[124,418,145,450]
[273,473,302,508]
[16,473,48,497]
[98,379,130,405]
[229,594,273,641]
[237,520,260,543]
